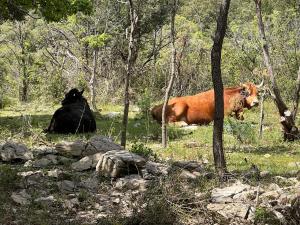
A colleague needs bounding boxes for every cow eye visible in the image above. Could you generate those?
[241,90,250,97]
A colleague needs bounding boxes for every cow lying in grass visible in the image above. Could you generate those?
[151,82,262,125]
[45,89,96,134]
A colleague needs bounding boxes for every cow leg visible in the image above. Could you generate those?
[168,102,188,123]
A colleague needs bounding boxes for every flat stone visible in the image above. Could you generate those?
[145,161,169,176]
[31,146,57,157]
[18,170,44,186]
[211,181,250,203]
[179,170,197,180]
[173,160,203,172]
[115,175,148,191]
[96,150,146,178]
[58,180,76,192]
[34,195,56,207]
[11,190,31,205]
[71,153,104,171]
[1,141,33,162]
[55,140,85,156]
[32,158,52,168]
[83,136,124,156]
[47,169,63,178]
[79,177,99,191]
[105,112,121,119]
[207,203,255,221]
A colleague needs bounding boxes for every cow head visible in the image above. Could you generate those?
[62,88,84,106]
[241,82,261,108]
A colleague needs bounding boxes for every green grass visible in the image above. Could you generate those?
[0,100,299,176]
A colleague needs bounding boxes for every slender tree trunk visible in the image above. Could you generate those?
[161,0,178,148]
[211,0,230,176]
[259,89,266,139]
[254,0,299,141]
[18,22,28,102]
[89,48,98,111]
[121,0,138,147]
[292,66,300,121]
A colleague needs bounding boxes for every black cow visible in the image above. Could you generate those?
[45,88,96,134]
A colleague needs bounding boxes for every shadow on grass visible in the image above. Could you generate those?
[0,112,191,143]
[228,144,297,155]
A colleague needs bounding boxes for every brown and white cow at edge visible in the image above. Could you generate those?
[151,82,262,125]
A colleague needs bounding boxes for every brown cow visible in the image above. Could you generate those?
[151,82,261,125]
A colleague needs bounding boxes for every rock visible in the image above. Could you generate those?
[145,161,169,176]
[71,153,104,171]
[260,170,270,177]
[58,180,76,192]
[55,140,85,156]
[115,175,148,191]
[63,198,79,210]
[57,156,76,165]
[179,169,197,180]
[31,146,57,157]
[83,136,124,156]
[0,141,33,162]
[180,125,198,131]
[207,203,255,221]
[105,112,121,119]
[112,198,120,204]
[79,177,99,192]
[55,136,124,157]
[288,162,300,168]
[47,169,63,178]
[172,160,203,172]
[211,181,250,203]
[32,158,52,168]
[260,191,281,200]
[96,150,146,178]
[71,156,93,171]
[18,170,44,186]
[24,160,33,167]
[34,195,56,207]
[11,190,31,205]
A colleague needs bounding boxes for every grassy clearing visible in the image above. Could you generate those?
[0,100,299,176]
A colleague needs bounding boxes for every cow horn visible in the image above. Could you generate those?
[256,80,264,89]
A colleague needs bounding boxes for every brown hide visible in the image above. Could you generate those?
[151,83,259,125]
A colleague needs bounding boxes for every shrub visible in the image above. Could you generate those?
[130,142,157,160]
[224,118,257,144]
[136,88,152,118]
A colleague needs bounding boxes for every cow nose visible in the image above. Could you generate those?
[251,99,259,107]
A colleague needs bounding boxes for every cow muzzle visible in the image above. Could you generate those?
[250,98,259,107]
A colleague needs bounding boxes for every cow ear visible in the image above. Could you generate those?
[80,89,84,95]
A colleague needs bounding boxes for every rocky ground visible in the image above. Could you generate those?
[0,136,299,225]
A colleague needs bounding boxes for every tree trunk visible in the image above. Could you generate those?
[89,48,98,112]
[211,0,230,176]
[254,0,299,141]
[18,22,29,102]
[292,66,300,121]
[162,0,178,148]
[121,0,138,147]
[259,89,266,139]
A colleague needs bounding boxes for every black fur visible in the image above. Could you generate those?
[45,89,96,134]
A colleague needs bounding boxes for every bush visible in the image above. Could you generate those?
[224,118,257,144]
[136,88,152,118]
[130,142,157,160]
[254,207,281,225]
